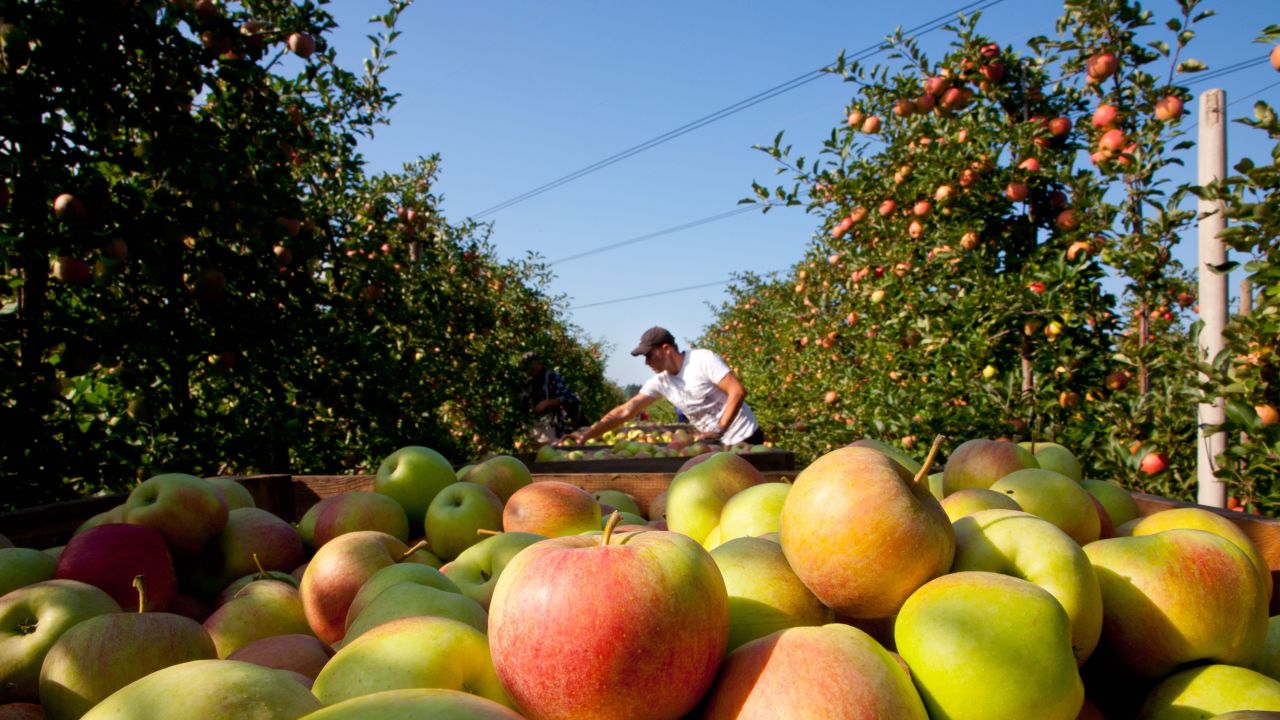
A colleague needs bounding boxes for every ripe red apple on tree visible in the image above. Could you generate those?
[489,515,729,720]
[1092,103,1119,128]
[1005,182,1029,202]
[52,193,87,222]
[1086,52,1118,82]
[1140,451,1169,475]
[1271,43,1280,71]
[287,32,315,59]
[846,109,864,127]
[861,115,881,134]
[1154,95,1184,122]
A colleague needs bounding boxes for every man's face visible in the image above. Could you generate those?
[644,344,672,374]
[525,360,543,378]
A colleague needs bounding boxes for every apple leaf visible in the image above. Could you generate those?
[1176,58,1206,73]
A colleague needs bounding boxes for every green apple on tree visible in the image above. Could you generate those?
[895,571,1084,720]
[488,514,728,720]
[78,659,320,720]
[425,482,504,561]
[702,623,928,719]
[375,446,457,529]
[710,536,831,651]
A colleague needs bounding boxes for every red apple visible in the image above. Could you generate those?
[1047,116,1072,137]
[1086,53,1118,82]
[300,530,429,644]
[1005,182,1029,202]
[501,481,600,537]
[1272,43,1280,71]
[1155,95,1184,122]
[55,524,176,612]
[52,194,87,222]
[861,115,881,134]
[287,32,315,59]
[1092,104,1118,129]
[1139,452,1169,475]
[1099,128,1126,153]
[122,473,228,556]
[489,517,728,720]
[226,634,335,682]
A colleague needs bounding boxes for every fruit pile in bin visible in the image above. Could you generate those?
[1,437,1277,718]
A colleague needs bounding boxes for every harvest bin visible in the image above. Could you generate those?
[518,448,797,475]
[3,472,1278,614]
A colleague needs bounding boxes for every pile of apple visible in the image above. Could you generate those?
[2,437,1279,719]
[535,426,782,463]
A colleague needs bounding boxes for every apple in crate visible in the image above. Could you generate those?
[465,455,532,503]
[56,524,177,612]
[0,548,57,598]
[942,438,1037,495]
[666,451,767,545]
[440,531,543,610]
[501,481,600,537]
[311,491,410,548]
[426,482,504,561]
[78,659,320,720]
[489,515,728,720]
[988,468,1100,546]
[203,579,312,658]
[122,473,229,555]
[343,563,460,625]
[0,579,121,703]
[1127,507,1272,601]
[227,634,335,683]
[1139,664,1280,718]
[710,536,831,652]
[301,531,434,644]
[303,688,525,719]
[375,445,456,529]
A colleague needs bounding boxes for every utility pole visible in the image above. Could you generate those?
[1196,88,1227,508]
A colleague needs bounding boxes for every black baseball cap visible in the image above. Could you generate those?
[631,326,675,356]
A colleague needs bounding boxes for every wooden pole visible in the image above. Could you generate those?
[1196,88,1228,508]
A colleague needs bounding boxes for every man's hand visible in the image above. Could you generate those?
[534,399,557,414]
[559,431,585,446]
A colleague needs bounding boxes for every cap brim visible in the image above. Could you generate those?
[630,344,651,357]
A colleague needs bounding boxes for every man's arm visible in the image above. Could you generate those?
[698,371,747,442]
[562,393,658,444]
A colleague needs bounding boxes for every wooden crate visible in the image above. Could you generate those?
[525,450,796,476]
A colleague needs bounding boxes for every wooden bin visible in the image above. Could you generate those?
[524,449,796,476]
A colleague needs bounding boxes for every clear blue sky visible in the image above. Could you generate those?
[325,0,1279,389]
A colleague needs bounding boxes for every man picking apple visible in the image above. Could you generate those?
[564,326,763,446]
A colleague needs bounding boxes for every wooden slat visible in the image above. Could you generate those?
[291,475,377,521]
[0,493,126,550]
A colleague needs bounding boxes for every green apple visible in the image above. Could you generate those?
[942,439,1038,495]
[702,623,927,719]
[1080,479,1140,528]
[488,518,727,720]
[341,582,487,645]
[848,437,922,475]
[988,468,1100,545]
[208,477,256,511]
[710,536,831,651]
[426,482,504,562]
[940,488,1021,522]
[1085,528,1268,678]
[1129,507,1272,602]
[951,509,1103,664]
[313,615,510,708]
[215,569,300,607]
[718,482,791,544]
[465,455,532,503]
[780,446,953,619]
[302,688,526,719]
[593,490,641,517]
[79,659,320,719]
[1018,441,1083,481]
[73,504,125,537]
[895,571,1084,720]
[202,579,313,658]
[440,531,543,610]
[927,471,944,500]
[667,452,767,545]
[39,610,217,720]
[501,481,599,537]
[1139,664,1280,719]
[1255,615,1280,681]
[375,446,456,529]
[123,473,229,555]
[0,580,121,703]
[344,563,460,627]
[0,549,56,598]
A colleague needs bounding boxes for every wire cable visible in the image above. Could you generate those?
[549,205,762,265]
[571,279,733,310]
[1187,56,1270,86]
[470,0,1007,219]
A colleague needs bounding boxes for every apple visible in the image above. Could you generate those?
[303,688,525,719]
[0,580,121,703]
[1154,95,1184,122]
[666,452,767,545]
[203,579,313,658]
[55,524,177,612]
[312,491,410,548]
[1139,665,1280,718]
[592,489,641,517]
[1092,103,1119,128]
[489,517,727,720]
[847,437,922,474]
[1128,507,1272,601]
[1272,43,1280,72]
[465,455,532,503]
[942,439,1038,495]
[1017,440,1083,481]
[313,615,511,707]
[710,537,831,651]
[300,531,431,645]
[716,482,791,544]
[190,507,305,599]
[1140,451,1169,475]
[39,604,217,720]
[341,581,487,645]
[375,446,457,529]
[73,504,125,537]
[939,487,1020,521]
[952,509,1103,664]
[226,634,335,683]
[0,549,56,598]
[1081,479,1140,528]
[426,482,503,561]
[988,468,1101,545]
[1256,615,1280,681]
[0,704,42,719]
[439,531,543,610]
[78,659,320,719]
[501,481,600,537]
[781,445,953,619]
[1005,182,1029,202]
[861,115,881,134]
[895,571,1084,720]
[1084,528,1268,678]
[703,623,926,719]
[123,473,228,556]
[287,31,315,59]
[214,567,299,608]
[1087,52,1119,82]
[344,563,460,626]
[207,477,255,511]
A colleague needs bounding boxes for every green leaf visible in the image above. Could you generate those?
[1177,59,1207,73]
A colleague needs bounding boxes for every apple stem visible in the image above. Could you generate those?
[401,539,430,561]
[601,511,622,546]
[476,528,501,537]
[913,435,946,488]
[133,574,147,614]
[252,552,268,579]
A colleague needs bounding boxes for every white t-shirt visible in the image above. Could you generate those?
[639,349,759,445]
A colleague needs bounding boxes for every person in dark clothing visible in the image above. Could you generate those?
[521,351,583,443]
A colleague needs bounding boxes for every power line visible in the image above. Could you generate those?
[571,279,733,310]
[1184,78,1280,133]
[1187,57,1270,86]
[470,0,1007,219]
[549,205,762,265]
